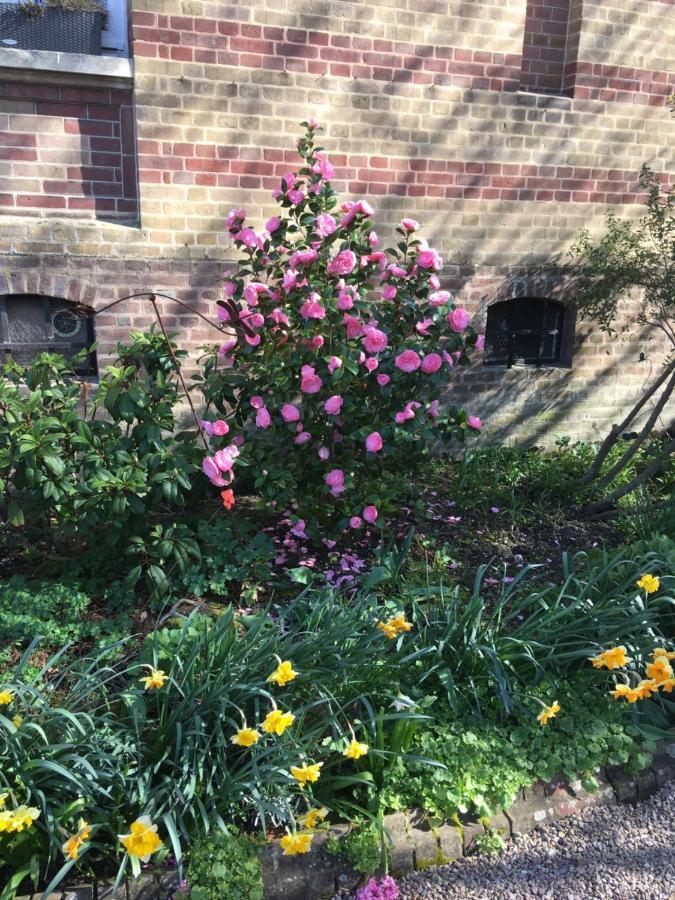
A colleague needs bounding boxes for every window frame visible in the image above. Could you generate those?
[100,0,128,54]
[484,296,575,369]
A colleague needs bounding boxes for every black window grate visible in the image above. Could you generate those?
[484,297,571,368]
[0,295,97,376]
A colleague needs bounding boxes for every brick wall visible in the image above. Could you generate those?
[0,0,674,446]
[520,0,571,94]
[0,82,138,220]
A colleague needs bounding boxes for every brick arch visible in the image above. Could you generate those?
[0,270,104,311]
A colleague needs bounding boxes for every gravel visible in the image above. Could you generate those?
[396,781,675,900]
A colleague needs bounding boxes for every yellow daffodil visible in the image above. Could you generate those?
[11,715,23,729]
[661,678,675,693]
[377,611,413,640]
[634,679,658,700]
[611,683,641,703]
[267,660,298,687]
[636,573,659,594]
[297,807,328,829]
[139,668,168,690]
[589,646,630,670]
[261,709,295,736]
[652,647,675,661]
[0,805,40,833]
[537,701,560,726]
[118,816,163,862]
[645,655,673,685]
[343,739,369,760]
[0,689,13,706]
[290,762,323,785]
[231,727,260,748]
[280,832,313,855]
[62,819,92,860]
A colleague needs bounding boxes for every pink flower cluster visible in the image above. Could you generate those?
[355,877,399,900]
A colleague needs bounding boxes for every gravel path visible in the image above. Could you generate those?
[397,781,675,900]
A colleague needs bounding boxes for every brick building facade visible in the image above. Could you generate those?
[0,0,674,443]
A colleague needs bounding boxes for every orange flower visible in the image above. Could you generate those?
[220,489,236,510]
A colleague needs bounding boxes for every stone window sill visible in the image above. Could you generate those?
[0,47,133,86]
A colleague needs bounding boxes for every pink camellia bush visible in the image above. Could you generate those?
[196,120,483,537]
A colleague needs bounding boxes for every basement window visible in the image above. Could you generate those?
[484,296,574,368]
[0,294,97,375]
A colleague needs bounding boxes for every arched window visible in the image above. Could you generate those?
[0,295,97,375]
[484,297,574,368]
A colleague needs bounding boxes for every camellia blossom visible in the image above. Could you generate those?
[324,395,343,415]
[268,307,291,327]
[429,290,451,307]
[365,432,383,452]
[395,349,421,373]
[281,403,301,423]
[365,357,379,372]
[256,407,272,428]
[328,249,357,276]
[415,318,434,337]
[363,327,388,354]
[349,516,362,529]
[327,355,342,373]
[343,314,364,339]
[300,293,326,319]
[294,431,311,445]
[417,245,442,270]
[448,307,470,332]
[318,447,330,460]
[468,416,482,430]
[266,215,281,232]
[363,505,378,524]
[382,283,397,301]
[325,468,345,495]
[400,218,419,232]
[300,365,323,394]
[118,816,163,862]
[315,212,337,237]
[377,374,391,387]
[421,352,442,374]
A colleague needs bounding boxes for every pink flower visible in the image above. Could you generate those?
[343,314,364,339]
[200,420,214,436]
[250,396,264,409]
[349,516,363,529]
[290,519,306,538]
[244,282,267,306]
[248,312,265,329]
[366,251,387,271]
[289,248,317,269]
[288,188,304,205]
[223,280,236,297]
[417,246,442,270]
[213,420,229,436]
[300,365,323,394]
[365,432,383,452]
[337,290,355,311]
[363,328,388,354]
[443,350,455,368]
[281,403,301,423]
[324,395,343,415]
[415,319,434,337]
[300,295,326,320]
[318,447,330,460]
[327,356,342,373]
[217,306,231,323]
[365,357,379,372]
[395,350,421,373]
[429,274,440,290]
[245,333,261,347]
[308,335,324,349]
[427,400,440,419]
[294,430,311,444]
[268,308,291,327]
[358,200,374,216]
[376,374,391,387]
[312,153,334,180]
[219,338,237,354]
[429,290,450,307]
[325,469,345,495]
[256,407,272,428]
[328,250,357,276]
[236,228,258,249]
[315,212,337,238]
[468,415,482,430]
[421,352,442,374]
[476,333,485,351]
[266,216,281,233]
[400,218,419,232]
[282,269,299,293]
[368,231,379,248]
[202,456,220,481]
[382,283,398,301]
[448,308,470,332]
[226,208,246,230]
[388,264,407,278]
[363,505,378,524]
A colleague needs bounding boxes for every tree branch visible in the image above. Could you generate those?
[585,437,675,516]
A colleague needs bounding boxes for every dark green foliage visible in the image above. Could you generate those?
[187,830,263,900]
[327,821,385,875]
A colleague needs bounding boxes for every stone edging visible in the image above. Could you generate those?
[18,741,675,900]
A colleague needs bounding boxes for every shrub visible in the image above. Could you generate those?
[327,821,386,875]
[186,830,263,900]
[196,120,484,538]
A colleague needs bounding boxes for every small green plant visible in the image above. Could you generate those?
[18,0,106,15]
[474,825,505,856]
[327,821,387,875]
[187,829,263,900]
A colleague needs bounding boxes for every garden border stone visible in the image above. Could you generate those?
[17,742,675,900]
